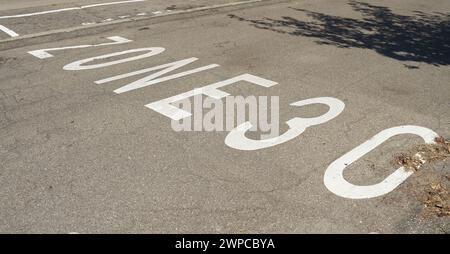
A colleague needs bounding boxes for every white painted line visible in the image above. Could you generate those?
[146,74,276,121]
[323,125,439,199]
[0,7,79,19]
[0,25,19,37]
[225,97,345,150]
[63,47,165,70]
[81,0,145,9]
[28,36,132,59]
[0,0,264,51]
[0,0,146,19]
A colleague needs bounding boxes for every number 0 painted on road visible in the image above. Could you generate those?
[323,125,438,199]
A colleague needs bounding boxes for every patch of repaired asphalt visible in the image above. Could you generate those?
[422,179,450,217]
[392,137,450,172]
[392,137,450,218]
[0,56,17,66]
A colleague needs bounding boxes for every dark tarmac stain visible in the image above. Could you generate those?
[165,4,206,11]
[404,64,419,69]
[0,56,17,66]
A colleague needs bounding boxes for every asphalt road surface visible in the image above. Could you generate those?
[0,0,252,39]
[0,0,449,233]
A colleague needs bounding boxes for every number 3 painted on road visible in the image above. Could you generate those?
[324,125,438,199]
[225,97,345,150]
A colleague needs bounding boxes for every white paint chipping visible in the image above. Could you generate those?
[0,24,19,37]
[0,0,147,19]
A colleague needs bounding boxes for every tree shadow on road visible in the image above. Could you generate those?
[229,1,450,67]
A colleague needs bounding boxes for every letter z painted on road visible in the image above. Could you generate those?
[28,36,132,59]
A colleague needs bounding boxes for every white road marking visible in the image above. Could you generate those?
[146,74,278,121]
[95,58,220,94]
[81,0,145,9]
[225,97,345,150]
[63,47,165,70]
[28,36,132,59]
[0,24,19,37]
[0,0,147,19]
[323,125,438,199]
